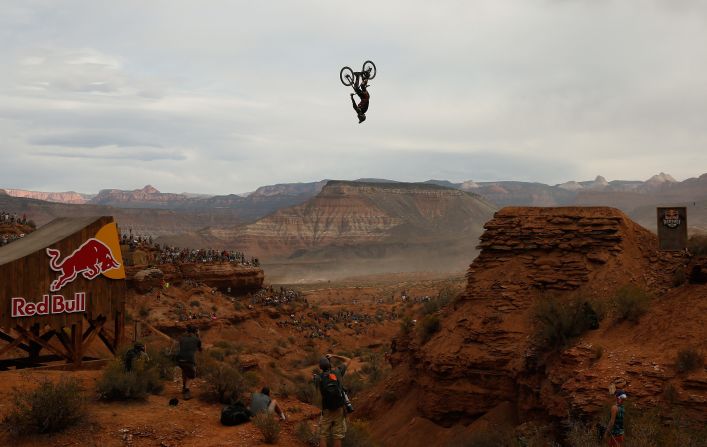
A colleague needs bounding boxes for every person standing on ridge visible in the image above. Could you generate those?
[176,325,202,400]
[314,353,352,447]
[604,389,627,446]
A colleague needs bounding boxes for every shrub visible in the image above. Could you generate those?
[614,285,650,323]
[676,347,704,373]
[199,355,257,404]
[295,421,318,446]
[253,412,280,444]
[343,421,378,447]
[534,295,600,350]
[26,219,37,229]
[590,345,604,363]
[147,345,176,380]
[294,379,319,406]
[213,340,238,357]
[565,420,601,447]
[687,234,707,256]
[209,348,226,361]
[139,305,150,318]
[399,316,414,335]
[419,315,440,343]
[96,358,164,400]
[190,300,201,307]
[5,378,85,435]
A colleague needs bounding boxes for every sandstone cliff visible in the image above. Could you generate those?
[4,189,93,204]
[361,207,705,445]
[205,181,496,262]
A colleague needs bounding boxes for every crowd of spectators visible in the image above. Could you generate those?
[0,211,33,247]
[119,230,260,267]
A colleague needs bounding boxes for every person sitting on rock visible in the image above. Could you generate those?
[249,386,286,421]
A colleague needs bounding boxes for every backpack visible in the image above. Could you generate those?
[220,401,251,426]
[319,370,346,410]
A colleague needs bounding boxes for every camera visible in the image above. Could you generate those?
[343,390,354,413]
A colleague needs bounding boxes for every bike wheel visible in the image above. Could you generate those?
[340,66,354,86]
[362,60,376,80]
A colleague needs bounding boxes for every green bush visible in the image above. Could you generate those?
[295,421,318,446]
[687,234,707,256]
[5,378,85,435]
[614,285,650,323]
[209,347,226,361]
[676,347,704,373]
[198,355,257,404]
[399,316,414,335]
[253,412,280,444]
[419,315,441,343]
[146,346,176,380]
[294,378,320,406]
[96,358,164,400]
[343,421,379,447]
[534,295,600,350]
[213,340,239,356]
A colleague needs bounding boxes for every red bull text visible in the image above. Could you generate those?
[11,293,86,317]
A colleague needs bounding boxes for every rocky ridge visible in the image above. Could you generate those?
[362,207,704,446]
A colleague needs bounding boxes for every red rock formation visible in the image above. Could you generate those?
[362,207,705,445]
[126,263,263,294]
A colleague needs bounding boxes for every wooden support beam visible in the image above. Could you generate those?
[0,329,32,353]
[55,329,74,359]
[71,320,83,367]
[97,329,116,355]
[29,324,41,361]
[81,319,106,355]
[114,311,124,350]
[0,332,28,358]
[13,326,69,361]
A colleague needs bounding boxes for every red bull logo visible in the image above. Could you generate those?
[47,238,122,292]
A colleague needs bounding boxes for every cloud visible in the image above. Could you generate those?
[0,1,706,194]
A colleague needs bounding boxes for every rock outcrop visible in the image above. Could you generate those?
[363,207,704,445]
[126,263,263,294]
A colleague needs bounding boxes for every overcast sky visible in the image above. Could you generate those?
[1,0,706,194]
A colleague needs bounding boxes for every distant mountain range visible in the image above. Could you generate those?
[3,172,707,238]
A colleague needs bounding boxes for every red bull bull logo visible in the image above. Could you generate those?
[47,238,122,292]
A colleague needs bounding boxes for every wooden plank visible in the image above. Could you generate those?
[55,328,74,358]
[97,329,116,355]
[13,325,70,361]
[81,318,105,354]
[0,329,32,353]
[0,332,28,357]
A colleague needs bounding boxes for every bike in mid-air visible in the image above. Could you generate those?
[340,60,376,123]
[339,60,377,86]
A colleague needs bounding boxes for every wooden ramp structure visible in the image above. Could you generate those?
[0,216,126,370]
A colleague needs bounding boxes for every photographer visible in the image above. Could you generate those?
[176,325,202,400]
[314,353,352,447]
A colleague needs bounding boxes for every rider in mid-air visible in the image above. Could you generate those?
[350,71,370,123]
